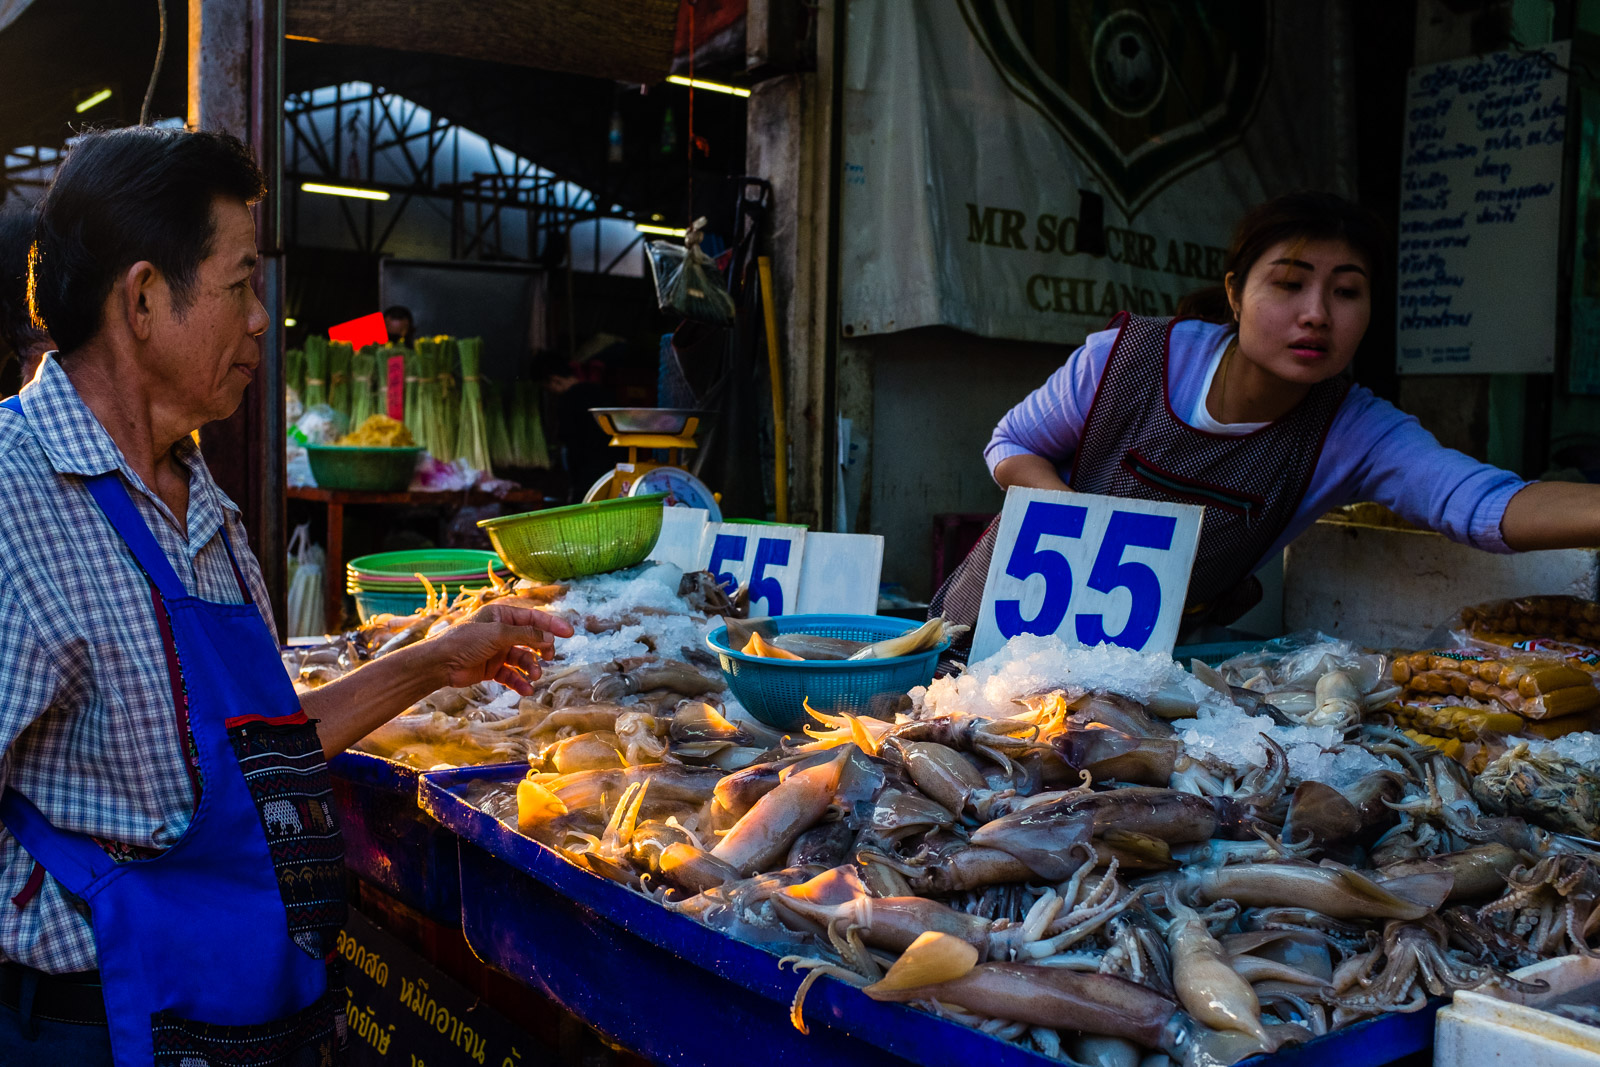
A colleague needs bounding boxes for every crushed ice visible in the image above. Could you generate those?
[913,634,1229,720]
[913,634,1398,792]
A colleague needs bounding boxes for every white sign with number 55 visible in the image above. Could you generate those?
[698,524,809,618]
[968,488,1203,664]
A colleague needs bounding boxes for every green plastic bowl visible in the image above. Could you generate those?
[347,549,507,580]
[304,445,420,491]
[478,495,666,581]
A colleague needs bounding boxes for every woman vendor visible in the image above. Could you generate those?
[933,191,1600,657]
[0,127,573,1066]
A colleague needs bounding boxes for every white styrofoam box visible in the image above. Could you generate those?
[1436,955,1600,1067]
[1284,519,1600,648]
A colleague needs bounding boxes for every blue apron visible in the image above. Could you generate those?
[0,396,347,1066]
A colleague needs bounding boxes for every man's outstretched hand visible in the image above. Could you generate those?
[423,599,575,694]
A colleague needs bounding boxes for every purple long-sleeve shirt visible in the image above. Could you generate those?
[985,319,1527,571]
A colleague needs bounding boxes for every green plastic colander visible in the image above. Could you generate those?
[478,495,666,581]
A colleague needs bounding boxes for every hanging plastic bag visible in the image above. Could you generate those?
[645,216,736,326]
[286,523,327,638]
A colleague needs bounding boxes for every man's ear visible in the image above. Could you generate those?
[121,260,161,340]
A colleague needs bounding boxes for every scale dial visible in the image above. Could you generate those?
[629,466,722,521]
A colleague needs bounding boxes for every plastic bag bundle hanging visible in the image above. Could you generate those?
[645,216,736,326]
[285,523,326,638]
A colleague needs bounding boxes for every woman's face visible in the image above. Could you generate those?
[1227,237,1371,386]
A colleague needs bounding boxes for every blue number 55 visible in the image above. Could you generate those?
[995,501,1086,639]
[1075,511,1176,650]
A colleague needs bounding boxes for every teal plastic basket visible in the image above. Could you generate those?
[705,614,950,731]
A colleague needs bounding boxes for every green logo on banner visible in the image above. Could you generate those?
[958,0,1272,216]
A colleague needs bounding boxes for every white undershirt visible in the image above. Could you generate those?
[1185,337,1270,435]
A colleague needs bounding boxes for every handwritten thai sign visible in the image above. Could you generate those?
[1397,43,1569,374]
[341,909,546,1066]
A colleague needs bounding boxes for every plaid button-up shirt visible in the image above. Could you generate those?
[0,356,275,973]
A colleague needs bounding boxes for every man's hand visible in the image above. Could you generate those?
[423,600,576,694]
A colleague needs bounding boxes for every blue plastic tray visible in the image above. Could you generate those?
[327,750,505,924]
[419,765,1438,1067]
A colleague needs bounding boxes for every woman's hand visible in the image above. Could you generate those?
[423,600,576,694]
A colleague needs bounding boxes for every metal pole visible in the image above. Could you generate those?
[253,0,287,633]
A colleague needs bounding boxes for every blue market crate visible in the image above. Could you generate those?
[418,765,1437,1067]
[327,750,493,925]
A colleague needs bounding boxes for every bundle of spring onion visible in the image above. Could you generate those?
[403,345,424,445]
[410,337,456,461]
[349,346,379,429]
[453,337,492,474]
[303,335,328,408]
[486,381,514,471]
[509,380,551,469]
[435,336,460,463]
[285,346,305,402]
[328,340,353,423]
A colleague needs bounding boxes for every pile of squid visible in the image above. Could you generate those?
[281,563,744,770]
[475,655,1600,1067]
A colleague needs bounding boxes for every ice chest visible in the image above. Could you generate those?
[418,764,1436,1067]
[1437,955,1600,1067]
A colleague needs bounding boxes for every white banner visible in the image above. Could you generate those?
[840,0,1354,344]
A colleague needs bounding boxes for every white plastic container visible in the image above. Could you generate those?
[1436,955,1600,1067]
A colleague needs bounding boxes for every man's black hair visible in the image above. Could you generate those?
[31,126,266,355]
[383,305,413,321]
[0,201,46,361]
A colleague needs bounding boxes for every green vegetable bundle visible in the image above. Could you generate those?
[485,381,514,470]
[435,336,460,462]
[303,335,328,408]
[410,337,455,461]
[285,346,305,402]
[509,380,551,469]
[454,337,492,475]
[328,340,354,423]
[403,346,423,442]
[349,345,380,428]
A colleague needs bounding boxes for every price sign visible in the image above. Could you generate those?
[385,355,405,420]
[968,488,1202,663]
[698,523,808,616]
[795,532,884,615]
[648,507,710,572]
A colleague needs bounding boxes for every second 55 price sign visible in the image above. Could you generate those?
[968,488,1203,663]
[699,523,808,617]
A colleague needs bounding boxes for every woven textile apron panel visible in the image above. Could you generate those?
[0,394,348,1067]
[929,314,1347,662]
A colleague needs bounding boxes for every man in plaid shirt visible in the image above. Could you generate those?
[0,126,570,1065]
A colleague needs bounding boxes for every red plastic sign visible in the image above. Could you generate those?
[328,311,389,350]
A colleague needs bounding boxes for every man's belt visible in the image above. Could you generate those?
[0,960,107,1026]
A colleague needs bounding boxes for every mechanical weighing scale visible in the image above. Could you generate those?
[582,408,722,521]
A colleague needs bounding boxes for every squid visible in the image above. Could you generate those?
[711,747,852,875]
[1185,860,1453,921]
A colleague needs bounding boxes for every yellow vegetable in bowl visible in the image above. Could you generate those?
[337,415,415,447]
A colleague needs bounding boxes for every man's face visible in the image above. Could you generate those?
[145,196,266,425]
[385,315,411,342]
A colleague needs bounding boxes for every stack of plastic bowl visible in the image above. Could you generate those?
[346,549,512,623]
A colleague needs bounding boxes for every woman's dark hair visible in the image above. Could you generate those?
[0,202,47,361]
[1221,190,1387,312]
[31,126,266,355]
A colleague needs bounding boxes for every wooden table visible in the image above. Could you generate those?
[288,486,553,633]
